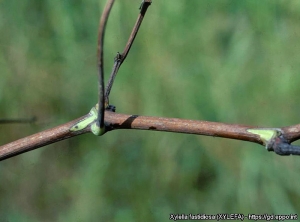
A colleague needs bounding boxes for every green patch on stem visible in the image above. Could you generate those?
[70,104,105,136]
[247,128,281,147]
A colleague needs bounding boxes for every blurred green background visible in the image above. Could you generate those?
[1,0,300,221]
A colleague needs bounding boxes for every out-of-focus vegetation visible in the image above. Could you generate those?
[1,0,300,221]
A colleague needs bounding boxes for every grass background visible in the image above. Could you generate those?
[1,0,300,221]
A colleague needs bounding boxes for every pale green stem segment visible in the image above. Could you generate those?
[70,104,105,136]
[247,128,282,148]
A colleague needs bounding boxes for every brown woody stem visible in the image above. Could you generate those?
[105,0,152,100]
[97,0,115,129]
[0,115,90,161]
[4,110,300,161]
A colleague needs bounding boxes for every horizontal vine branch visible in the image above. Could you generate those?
[1,0,300,161]
[105,112,257,142]
[1,110,300,161]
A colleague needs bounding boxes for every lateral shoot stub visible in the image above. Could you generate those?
[247,128,282,149]
[70,104,106,136]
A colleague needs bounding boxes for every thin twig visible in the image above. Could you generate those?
[121,0,152,63]
[0,117,36,124]
[105,52,121,103]
[97,0,115,129]
[105,0,152,101]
